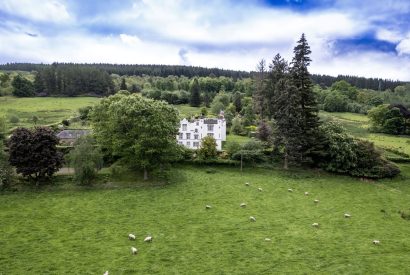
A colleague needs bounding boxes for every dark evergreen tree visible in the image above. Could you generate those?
[232,91,242,112]
[33,73,46,94]
[189,78,201,107]
[253,59,267,119]
[290,34,321,163]
[120,78,128,90]
[11,75,35,97]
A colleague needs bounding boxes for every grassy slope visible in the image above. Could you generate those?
[1,165,410,274]
[0,96,100,131]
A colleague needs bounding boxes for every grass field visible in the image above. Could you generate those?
[1,165,410,274]
[0,96,100,131]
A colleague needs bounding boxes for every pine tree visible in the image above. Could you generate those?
[253,59,267,119]
[290,34,321,162]
[189,78,201,107]
[120,78,128,90]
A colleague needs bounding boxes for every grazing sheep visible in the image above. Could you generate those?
[344,213,351,218]
[258,187,263,192]
[250,216,256,222]
[103,271,109,275]
[264,238,271,241]
[205,205,212,209]
[314,199,320,203]
[128,234,136,240]
[144,236,153,242]
[131,247,138,255]
[240,203,247,208]
[304,192,309,196]
[288,188,293,192]
[245,182,250,186]
[373,240,380,245]
[312,223,319,227]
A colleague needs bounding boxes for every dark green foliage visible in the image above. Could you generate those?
[11,75,34,97]
[68,136,103,185]
[323,92,349,112]
[61,119,70,126]
[120,78,128,91]
[230,116,245,135]
[78,106,93,120]
[232,91,242,112]
[189,78,201,107]
[257,120,272,142]
[225,141,241,158]
[0,126,13,189]
[8,127,63,182]
[232,141,266,164]
[368,104,408,135]
[198,136,218,160]
[318,121,400,178]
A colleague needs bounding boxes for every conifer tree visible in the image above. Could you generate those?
[189,78,201,107]
[120,78,128,90]
[253,59,267,119]
[290,34,321,162]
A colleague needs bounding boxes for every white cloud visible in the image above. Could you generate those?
[0,0,71,23]
[119,34,141,46]
[397,37,410,56]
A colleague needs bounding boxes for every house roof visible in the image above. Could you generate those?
[56,129,91,139]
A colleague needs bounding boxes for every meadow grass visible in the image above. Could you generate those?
[1,164,410,274]
[0,96,100,131]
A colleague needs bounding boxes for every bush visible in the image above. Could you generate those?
[9,115,19,124]
[231,140,266,164]
[225,141,241,159]
[197,136,218,160]
[61,119,70,126]
[78,106,93,120]
[67,136,103,185]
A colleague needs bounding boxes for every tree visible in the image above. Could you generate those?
[232,91,242,112]
[290,34,321,163]
[230,115,244,135]
[257,120,272,142]
[253,59,267,118]
[189,78,201,107]
[8,127,63,183]
[11,75,35,97]
[120,78,128,90]
[197,136,218,160]
[90,93,180,180]
[68,136,103,185]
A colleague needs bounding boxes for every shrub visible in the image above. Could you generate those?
[9,115,19,124]
[225,141,241,159]
[78,106,93,120]
[230,115,245,135]
[61,119,70,126]
[197,136,218,160]
[231,140,266,164]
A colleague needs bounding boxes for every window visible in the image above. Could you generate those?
[207,133,214,137]
[178,141,183,145]
[194,134,199,140]
[194,128,198,133]
[207,124,214,131]
[193,142,199,148]
[178,133,183,139]
[186,141,190,146]
[196,121,199,126]
[186,133,191,139]
[182,124,187,131]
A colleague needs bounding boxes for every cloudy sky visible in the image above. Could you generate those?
[1,0,410,80]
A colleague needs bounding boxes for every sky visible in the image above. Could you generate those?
[1,0,410,80]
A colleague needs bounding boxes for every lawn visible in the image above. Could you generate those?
[1,164,410,274]
[0,96,100,131]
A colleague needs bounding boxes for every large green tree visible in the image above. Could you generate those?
[189,78,201,107]
[290,34,321,162]
[11,75,35,97]
[90,92,181,180]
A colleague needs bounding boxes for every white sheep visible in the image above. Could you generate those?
[240,203,247,208]
[314,199,320,203]
[250,216,256,222]
[128,233,136,240]
[131,247,138,255]
[258,187,263,192]
[245,182,250,186]
[304,192,309,196]
[344,213,351,218]
[312,222,319,227]
[373,240,380,245]
[103,271,109,275]
[264,238,271,241]
[288,188,293,192]
[144,236,153,242]
[205,205,212,209]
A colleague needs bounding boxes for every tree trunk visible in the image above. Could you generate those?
[143,168,148,180]
[284,149,289,170]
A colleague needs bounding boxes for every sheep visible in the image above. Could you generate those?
[312,222,319,227]
[344,213,351,218]
[103,271,109,275]
[258,187,263,192]
[288,188,293,192]
[205,205,212,209]
[304,192,309,196]
[264,238,271,241]
[240,203,247,208]
[314,199,320,204]
[250,216,256,222]
[144,236,153,242]
[128,233,136,240]
[131,247,138,255]
[245,182,250,186]
[373,240,380,245]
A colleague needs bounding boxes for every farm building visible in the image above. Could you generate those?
[56,129,91,145]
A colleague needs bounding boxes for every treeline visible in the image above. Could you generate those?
[34,65,114,96]
[0,63,250,79]
[1,63,406,90]
[311,74,405,91]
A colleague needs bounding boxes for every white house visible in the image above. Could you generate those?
[176,115,226,150]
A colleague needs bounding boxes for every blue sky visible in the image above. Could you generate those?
[1,0,410,80]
